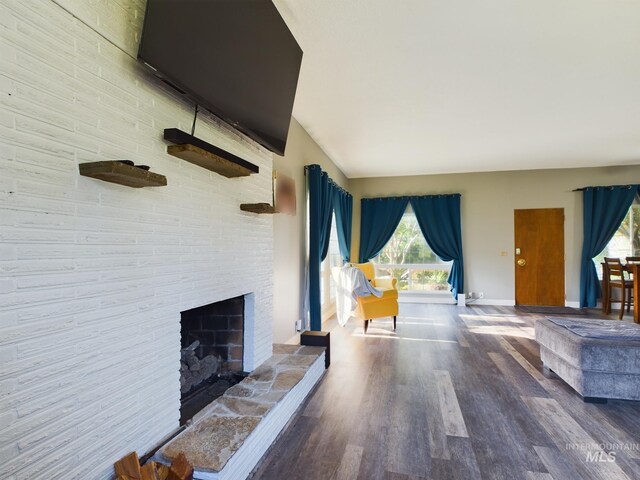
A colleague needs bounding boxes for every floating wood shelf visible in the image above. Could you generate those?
[164,129,259,178]
[79,161,167,188]
[240,203,276,214]
[167,144,254,178]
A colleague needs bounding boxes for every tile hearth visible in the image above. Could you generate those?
[156,344,326,479]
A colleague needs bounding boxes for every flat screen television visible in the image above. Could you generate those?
[138,0,303,156]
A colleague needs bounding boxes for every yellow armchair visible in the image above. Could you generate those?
[351,262,399,333]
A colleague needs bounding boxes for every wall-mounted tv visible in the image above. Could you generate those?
[138,0,303,156]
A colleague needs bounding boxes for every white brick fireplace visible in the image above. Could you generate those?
[0,1,274,478]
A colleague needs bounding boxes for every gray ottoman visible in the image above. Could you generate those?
[535,316,640,402]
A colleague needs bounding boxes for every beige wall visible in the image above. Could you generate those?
[272,119,348,342]
[274,125,640,330]
[350,165,640,305]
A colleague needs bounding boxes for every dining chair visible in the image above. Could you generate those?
[603,257,623,312]
[604,257,623,265]
[625,256,640,313]
[603,258,633,319]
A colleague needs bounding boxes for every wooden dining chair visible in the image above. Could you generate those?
[604,256,623,265]
[602,257,620,315]
[625,256,640,312]
[603,258,633,319]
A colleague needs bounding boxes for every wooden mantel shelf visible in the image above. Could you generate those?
[164,129,259,178]
[240,203,276,214]
[79,161,167,188]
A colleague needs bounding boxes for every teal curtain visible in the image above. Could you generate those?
[579,185,638,308]
[410,195,464,298]
[359,197,409,262]
[333,187,353,262]
[306,165,335,330]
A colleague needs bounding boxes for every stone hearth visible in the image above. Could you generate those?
[157,344,326,480]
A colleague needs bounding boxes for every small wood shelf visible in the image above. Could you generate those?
[79,161,167,188]
[240,203,276,214]
[164,129,259,178]
[168,144,254,178]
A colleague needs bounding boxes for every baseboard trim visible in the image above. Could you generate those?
[398,294,456,304]
[466,299,515,306]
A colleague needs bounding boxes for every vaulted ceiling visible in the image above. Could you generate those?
[275,0,640,178]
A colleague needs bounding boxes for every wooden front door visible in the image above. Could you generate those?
[514,208,565,306]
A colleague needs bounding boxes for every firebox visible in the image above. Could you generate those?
[179,295,246,424]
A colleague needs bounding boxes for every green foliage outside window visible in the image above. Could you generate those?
[375,213,450,291]
[617,205,640,255]
[377,214,436,265]
[595,203,640,278]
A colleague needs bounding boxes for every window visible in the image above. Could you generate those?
[374,209,452,292]
[595,201,640,278]
[321,214,342,316]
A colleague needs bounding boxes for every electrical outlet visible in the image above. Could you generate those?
[295,319,302,332]
[468,291,474,298]
[478,292,484,299]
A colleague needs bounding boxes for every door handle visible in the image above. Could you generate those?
[517,259,526,267]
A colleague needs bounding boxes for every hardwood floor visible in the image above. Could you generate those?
[251,304,640,479]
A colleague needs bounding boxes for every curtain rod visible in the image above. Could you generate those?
[362,193,462,201]
[304,164,352,196]
[572,184,638,192]
[328,178,351,196]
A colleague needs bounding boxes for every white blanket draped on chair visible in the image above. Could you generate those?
[335,265,382,326]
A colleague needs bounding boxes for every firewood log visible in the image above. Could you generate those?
[140,462,160,480]
[167,453,194,480]
[156,463,170,480]
[114,452,142,479]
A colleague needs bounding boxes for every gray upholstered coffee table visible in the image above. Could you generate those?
[535,316,640,402]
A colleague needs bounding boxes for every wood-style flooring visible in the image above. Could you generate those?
[251,304,640,479]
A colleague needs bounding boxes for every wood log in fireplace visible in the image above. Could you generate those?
[180,341,221,394]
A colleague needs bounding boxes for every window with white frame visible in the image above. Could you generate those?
[321,213,342,316]
[594,199,640,278]
[374,207,452,292]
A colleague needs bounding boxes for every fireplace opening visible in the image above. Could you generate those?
[179,295,247,425]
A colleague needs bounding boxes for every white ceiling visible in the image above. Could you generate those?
[274,0,640,178]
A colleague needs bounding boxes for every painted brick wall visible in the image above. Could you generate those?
[0,0,274,478]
